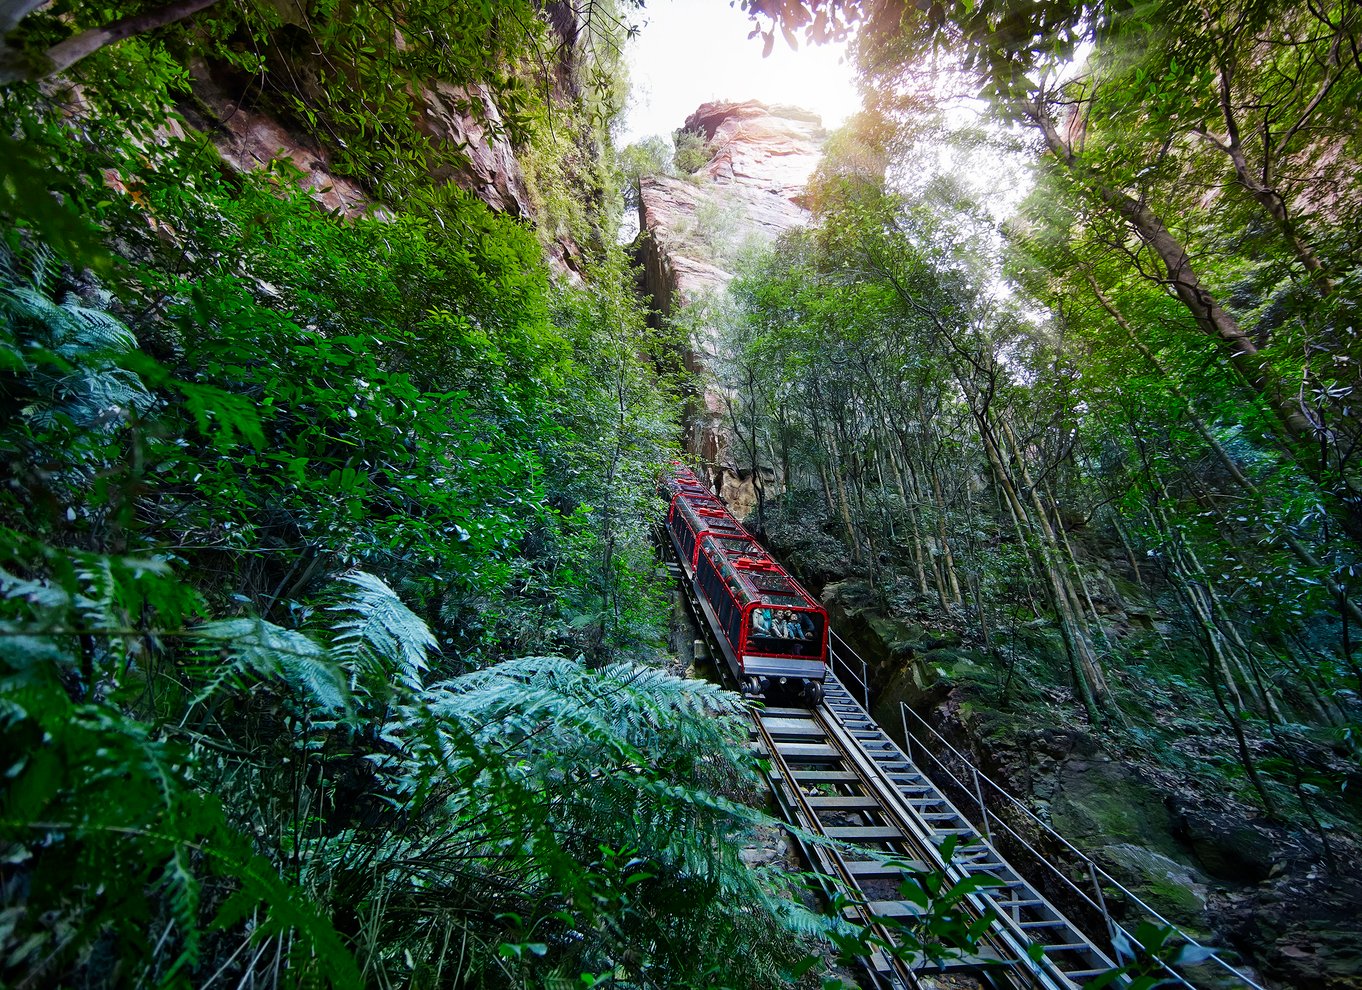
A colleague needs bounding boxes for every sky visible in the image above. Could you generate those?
[618,0,862,146]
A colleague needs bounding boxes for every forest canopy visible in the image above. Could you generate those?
[3,0,1361,986]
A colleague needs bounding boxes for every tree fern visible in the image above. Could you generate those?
[338,654,826,987]
[3,287,138,355]
[326,570,435,692]
[1,279,153,430]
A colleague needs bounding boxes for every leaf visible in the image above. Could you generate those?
[174,381,266,450]
[195,617,349,712]
[1173,943,1220,966]
[327,570,435,690]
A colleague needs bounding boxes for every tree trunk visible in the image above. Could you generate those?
[1087,274,1362,630]
[1029,101,1323,460]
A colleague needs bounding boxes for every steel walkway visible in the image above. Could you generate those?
[752,672,1118,989]
[664,533,1262,990]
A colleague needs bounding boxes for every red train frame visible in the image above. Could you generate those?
[662,465,826,703]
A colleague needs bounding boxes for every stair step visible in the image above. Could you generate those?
[807,796,880,810]
[991,897,1044,910]
[824,826,903,841]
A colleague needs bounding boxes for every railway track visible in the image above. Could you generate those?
[664,549,1121,989]
[751,675,1120,989]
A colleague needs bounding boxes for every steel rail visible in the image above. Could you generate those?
[812,699,1085,989]
[754,696,1098,990]
[665,534,1114,988]
[750,709,913,989]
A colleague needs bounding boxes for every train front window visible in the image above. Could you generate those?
[747,608,824,656]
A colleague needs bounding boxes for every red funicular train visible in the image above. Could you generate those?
[662,465,827,704]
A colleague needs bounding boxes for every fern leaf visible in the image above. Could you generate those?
[63,298,138,353]
[327,571,435,690]
[51,366,155,427]
[158,844,202,978]
[195,617,350,712]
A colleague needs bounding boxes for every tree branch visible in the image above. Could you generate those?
[0,0,221,85]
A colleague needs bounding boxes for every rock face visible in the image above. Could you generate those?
[181,63,375,218]
[638,100,826,521]
[416,82,533,217]
[178,42,576,274]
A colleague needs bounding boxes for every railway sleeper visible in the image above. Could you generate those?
[806,795,882,810]
[792,770,860,783]
[824,826,905,841]
[851,900,926,920]
[774,743,841,761]
[845,858,931,877]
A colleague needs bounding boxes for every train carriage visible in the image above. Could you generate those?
[660,466,827,703]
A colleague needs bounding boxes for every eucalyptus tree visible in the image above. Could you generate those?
[726,116,1118,721]
[746,0,1362,536]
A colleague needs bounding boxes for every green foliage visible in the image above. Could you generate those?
[0,229,815,986]
[0,3,833,980]
[616,133,676,208]
[672,126,716,174]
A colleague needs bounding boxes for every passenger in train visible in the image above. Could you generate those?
[752,608,774,636]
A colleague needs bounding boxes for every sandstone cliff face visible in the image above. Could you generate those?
[178,31,584,273]
[181,63,376,218]
[638,100,826,521]
[184,64,534,221]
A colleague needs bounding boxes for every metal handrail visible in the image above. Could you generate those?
[825,630,1264,990]
[829,630,870,710]
[896,701,1266,990]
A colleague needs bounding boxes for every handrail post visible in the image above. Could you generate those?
[900,703,914,767]
[1089,860,1117,949]
[972,767,991,841]
[860,657,869,711]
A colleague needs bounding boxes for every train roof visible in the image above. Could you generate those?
[660,465,711,501]
[663,466,821,611]
[674,492,745,537]
[698,530,824,613]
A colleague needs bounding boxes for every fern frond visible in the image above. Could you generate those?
[62,296,138,354]
[0,567,73,613]
[326,571,434,691]
[47,367,155,427]
[158,844,202,979]
[195,617,350,713]
[2,285,137,354]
